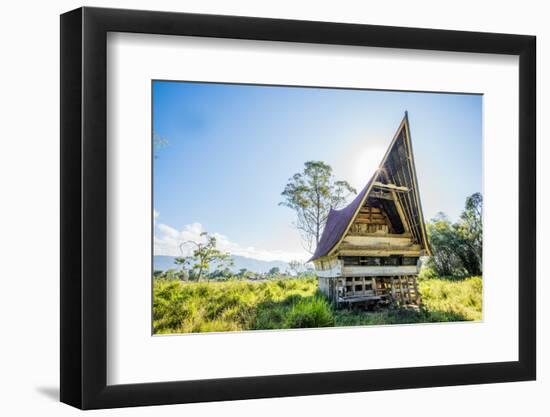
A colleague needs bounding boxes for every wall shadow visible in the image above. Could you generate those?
[35,386,59,401]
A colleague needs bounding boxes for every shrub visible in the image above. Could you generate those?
[253,302,289,330]
[418,266,438,281]
[285,296,335,328]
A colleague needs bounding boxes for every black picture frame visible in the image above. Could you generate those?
[60,6,536,410]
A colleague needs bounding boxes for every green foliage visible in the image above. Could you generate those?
[153,274,482,334]
[457,192,483,274]
[280,161,356,252]
[334,307,428,326]
[174,231,233,282]
[419,276,482,321]
[285,297,335,328]
[426,214,465,276]
[155,268,187,281]
[427,192,483,276]
[268,267,280,276]
[208,267,233,280]
[418,266,438,281]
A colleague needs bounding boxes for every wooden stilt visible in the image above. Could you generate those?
[412,275,421,305]
[405,276,411,304]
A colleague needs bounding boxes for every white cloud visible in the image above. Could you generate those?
[154,221,308,262]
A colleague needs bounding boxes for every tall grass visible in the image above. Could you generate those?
[285,297,335,328]
[419,276,482,321]
[153,275,482,334]
[153,278,319,333]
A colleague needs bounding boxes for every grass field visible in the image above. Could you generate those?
[153,273,482,334]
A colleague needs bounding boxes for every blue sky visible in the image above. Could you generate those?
[153,81,482,262]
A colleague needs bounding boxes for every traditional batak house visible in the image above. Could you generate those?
[311,112,431,308]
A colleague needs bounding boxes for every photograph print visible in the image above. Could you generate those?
[152,81,483,335]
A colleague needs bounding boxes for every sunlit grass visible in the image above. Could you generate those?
[419,276,482,322]
[153,274,482,334]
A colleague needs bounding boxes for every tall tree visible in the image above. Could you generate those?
[426,213,465,276]
[456,192,483,275]
[427,193,483,276]
[175,231,233,282]
[280,161,356,253]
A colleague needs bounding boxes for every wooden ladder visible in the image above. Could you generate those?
[391,275,421,305]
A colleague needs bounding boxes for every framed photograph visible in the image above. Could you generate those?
[60,6,536,409]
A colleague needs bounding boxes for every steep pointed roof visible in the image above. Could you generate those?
[310,112,431,261]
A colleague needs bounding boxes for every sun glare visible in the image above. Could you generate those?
[353,145,386,188]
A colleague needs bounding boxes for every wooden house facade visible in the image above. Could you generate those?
[311,113,431,308]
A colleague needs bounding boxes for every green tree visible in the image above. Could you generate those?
[426,213,464,276]
[457,192,482,275]
[174,257,190,281]
[159,269,186,281]
[268,267,280,276]
[175,232,233,282]
[427,193,483,277]
[280,161,356,252]
[208,267,233,281]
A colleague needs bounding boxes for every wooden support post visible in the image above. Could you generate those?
[404,276,408,303]
[399,277,403,302]
[412,275,421,305]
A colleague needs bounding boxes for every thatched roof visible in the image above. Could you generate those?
[310,112,431,261]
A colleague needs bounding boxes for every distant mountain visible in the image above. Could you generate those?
[154,255,290,274]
